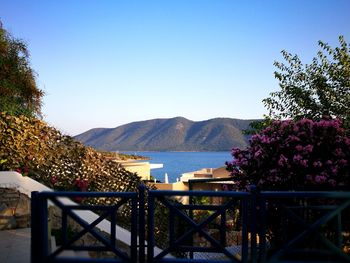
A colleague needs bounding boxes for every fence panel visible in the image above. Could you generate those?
[146,190,253,263]
[32,188,350,263]
[257,191,350,263]
[31,191,139,263]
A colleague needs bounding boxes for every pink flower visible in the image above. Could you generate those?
[298,119,313,126]
[261,135,271,144]
[313,161,322,168]
[306,174,313,181]
[303,144,313,153]
[315,175,326,184]
[50,176,58,185]
[299,159,308,167]
[240,158,248,166]
[287,135,300,143]
[334,148,345,157]
[331,166,338,175]
[326,160,333,166]
[328,179,336,187]
[345,137,350,146]
[293,154,303,162]
[254,149,263,158]
[278,154,288,167]
[74,178,89,191]
[295,145,303,151]
[338,159,348,167]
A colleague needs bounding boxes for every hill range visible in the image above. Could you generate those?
[74,117,256,151]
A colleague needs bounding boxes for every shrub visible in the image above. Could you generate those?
[0,112,142,197]
[226,119,350,190]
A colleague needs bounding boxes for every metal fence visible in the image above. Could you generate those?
[31,186,350,263]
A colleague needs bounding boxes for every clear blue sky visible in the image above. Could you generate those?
[1,0,349,135]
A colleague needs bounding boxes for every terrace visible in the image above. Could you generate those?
[2,171,349,262]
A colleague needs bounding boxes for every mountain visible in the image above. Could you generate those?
[74,117,257,151]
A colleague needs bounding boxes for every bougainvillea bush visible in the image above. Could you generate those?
[226,119,350,190]
[227,119,350,258]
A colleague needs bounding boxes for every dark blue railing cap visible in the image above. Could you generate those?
[260,191,350,198]
[33,191,138,198]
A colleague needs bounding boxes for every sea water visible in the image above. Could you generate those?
[122,151,232,183]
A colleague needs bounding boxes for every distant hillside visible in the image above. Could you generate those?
[74,117,257,151]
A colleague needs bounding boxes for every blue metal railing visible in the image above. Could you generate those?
[31,187,350,263]
[257,191,350,263]
[31,191,139,263]
[147,190,252,263]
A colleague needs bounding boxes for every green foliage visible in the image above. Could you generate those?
[0,21,44,118]
[263,36,350,125]
[0,113,142,198]
[243,115,273,135]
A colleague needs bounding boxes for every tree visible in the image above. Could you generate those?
[0,21,44,117]
[263,36,350,125]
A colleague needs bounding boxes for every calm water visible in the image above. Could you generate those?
[122,151,232,183]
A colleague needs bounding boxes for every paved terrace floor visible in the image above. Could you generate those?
[0,228,30,263]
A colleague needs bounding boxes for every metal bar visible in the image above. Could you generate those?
[31,191,48,263]
[155,197,239,261]
[131,194,138,263]
[138,184,146,263]
[258,196,267,263]
[249,186,257,263]
[336,212,342,249]
[241,198,249,263]
[261,191,350,198]
[68,245,111,251]
[189,180,194,260]
[51,258,126,263]
[39,191,138,198]
[155,259,233,263]
[110,205,116,249]
[50,210,111,259]
[147,193,155,263]
[49,197,130,261]
[220,209,226,246]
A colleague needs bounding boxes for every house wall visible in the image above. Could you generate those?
[212,167,230,178]
[119,161,151,180]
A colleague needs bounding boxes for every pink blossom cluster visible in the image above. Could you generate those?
[74,178,89,191]
[226,119,350,190]
[16,167,29,177]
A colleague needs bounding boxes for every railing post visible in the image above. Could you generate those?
[31,191,48,263]
[147,192,155,263]
[138,184,146,263]
[258,191,267,263]
[188,180,194,259]
[249,185,258,263]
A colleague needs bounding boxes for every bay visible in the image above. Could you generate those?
[122,151,232,183]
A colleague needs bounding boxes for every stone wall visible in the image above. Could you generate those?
[0,188,31,229]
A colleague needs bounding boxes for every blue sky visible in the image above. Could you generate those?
[1,0,349,135]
